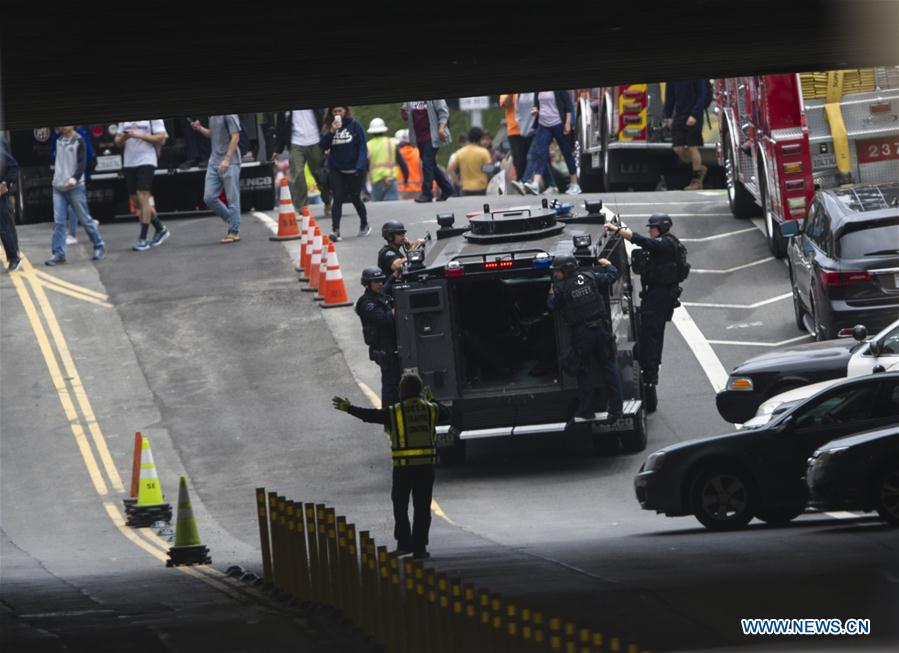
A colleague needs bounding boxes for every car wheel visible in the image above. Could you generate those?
[690,465,755,530]
[873,464,899,526]
[811,294,836,341]
[619,407,648,453]
[789,266,807,332]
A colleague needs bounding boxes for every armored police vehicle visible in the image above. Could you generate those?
[393,200,645,463]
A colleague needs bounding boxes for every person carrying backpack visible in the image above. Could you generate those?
[663,80,709,190]
[604,213,690,414]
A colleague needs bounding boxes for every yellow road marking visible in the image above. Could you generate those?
[22,258,125,492]
[33,269,110,300]
[42,280,114,308]
[8,271,109,495]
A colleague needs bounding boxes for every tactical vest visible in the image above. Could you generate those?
[643,235,679,286]
[559,271,608,327]
[378,244,403,276]
[387,398,439,467]
[368,136,399,184]
[355,291,395,349]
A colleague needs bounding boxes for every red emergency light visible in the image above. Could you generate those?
[484,260,513,270]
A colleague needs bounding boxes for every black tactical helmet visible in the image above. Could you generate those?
[551,254,578,274]
[382,220,406,240]
[360,267,387,286]
[646,213,673,232]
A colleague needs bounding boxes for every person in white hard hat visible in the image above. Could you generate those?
[367,118,409,202]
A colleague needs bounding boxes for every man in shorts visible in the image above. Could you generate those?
[664,80,708,190]
[115,119,170,251]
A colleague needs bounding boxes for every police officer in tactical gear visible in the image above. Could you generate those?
[356,266,402,406]
[378,220,426,276]
[604,213,685,413]
[548,254,624,422]
[332,373,451,559]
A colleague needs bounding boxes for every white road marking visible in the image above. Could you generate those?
[682,293,792,310]
[671,306,730,392]
[725,321,764,330]
[605,200,723,205]
[254,211,279,233]
[707,335,812,347]
[679,227,758,242]
[617,212,734,218]
[691,257,776,274]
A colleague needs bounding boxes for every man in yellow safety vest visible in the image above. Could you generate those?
[366,118,409,201]
[333,373,450,558]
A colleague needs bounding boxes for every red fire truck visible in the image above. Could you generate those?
[575,84,721,192]
[717,67,899,257]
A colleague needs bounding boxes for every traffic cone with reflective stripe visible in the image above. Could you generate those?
[322,242,352,308]
[166,477,211,567]
[303,228,323,293]
[314,235,330,302]
[296,211,312,278]
[300,217,317,280]
[126,436,172,527]
[270,178,302,241]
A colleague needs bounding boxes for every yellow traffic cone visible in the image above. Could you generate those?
[126,436,172,527]
[167,477,211,567]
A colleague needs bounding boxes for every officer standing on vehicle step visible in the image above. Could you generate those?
[548,254,624,422]
[332,373,450,559]
[356,267,401,407]
[378,220,425,276]
[604,213,689,413]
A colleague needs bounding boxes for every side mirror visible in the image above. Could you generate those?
[779,220,801,238]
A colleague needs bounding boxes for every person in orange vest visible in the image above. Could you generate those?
[395,129,423,199]
[500,94,527,181]
[367,118,409,202]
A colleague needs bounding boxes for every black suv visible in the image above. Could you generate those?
[783,182,899,340]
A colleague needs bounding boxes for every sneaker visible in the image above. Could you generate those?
[436,192,450,202]
[220,232,240,243]
[684,166,707,191]
[150,228,171,247]
[567,183,583,195]
[6,257,22,272]
[412,550,430,559]
[510,180,526,195]
[45,254,66,266]
[414,195,433,203]
[92,246,105,261]
[523,182,540,195]
[66,235,77,245]
[544,186,559,196]
[132,239,151,252]
[329,231,341,242]
[357,224,372,237]
[393,547,413,557]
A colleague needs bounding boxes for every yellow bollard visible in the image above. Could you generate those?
[254,488,273,585]
[267,493,281,590]
[414,561,427,653]
[346,523,360,627]
[359,532,373,642]
[375,542,388,648]
[449,578,464,653]
[627,645,639,653]
[549,617,563,653]
[336,515,348,614]
[477,590,492,653]
[564,622,578,653]
[436,573,450,653]
[315,504,330,605]
[533,611,546,653]
[294,500,311,602]
[505,601,519,653]
[285,501,299,598]
[325,509,339,610]
[304,503,320,603]
[463,584,477,653]
[578,628,591,653]
[591,631,604,653]
[403,558,417,653]
[388,551,401,653]
[491,594,505,653]
[519,607,533,653]
[610,636,621,653]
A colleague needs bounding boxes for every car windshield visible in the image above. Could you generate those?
[838,218,899,258]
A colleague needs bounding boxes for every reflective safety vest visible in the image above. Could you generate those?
[387,398,439,467]
[368,136,400,185]
[397,144,423,194]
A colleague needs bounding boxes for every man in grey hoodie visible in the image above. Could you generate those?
[46,126,105,266]
[400,100,453,202]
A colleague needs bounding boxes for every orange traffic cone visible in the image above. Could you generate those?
[303,219,318,280]
[314,235,330,302]
[321,242,353,308]
[296,212,311,277]
[302,227,323,293]
[269,178,301,241]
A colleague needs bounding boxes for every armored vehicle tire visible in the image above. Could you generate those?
[619,407,647,453]
[725,138,758,219]
[438,440,467,466]
[592,434,620,455]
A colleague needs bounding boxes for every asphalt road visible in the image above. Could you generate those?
[2,190,897,652]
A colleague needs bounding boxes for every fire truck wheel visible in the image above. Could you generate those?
[724,139,758,219]
[619,407,647,453]
[760,175,788,258]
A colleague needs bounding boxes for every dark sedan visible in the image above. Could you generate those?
[806,424,899,525]
[636,373,899,530]
[783,182,899,341]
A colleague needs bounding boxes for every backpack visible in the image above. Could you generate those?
[666,234,691,282]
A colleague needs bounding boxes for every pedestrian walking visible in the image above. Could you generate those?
[519,91,582,195]
[51,126,93,245]
[604,214,689,412]
[192,115,242,243]
[115,119,171,251]
[395,130,423,199]
[320,106,369,242]
[664,80,708,189]
[332,373,450,558]
[366,118,409,202]
[0,136,22,272]
[400,100,454,202]
[272,108,333,216]
[500,93,527,180]
[45,126,105,266]
[447,127,492,196]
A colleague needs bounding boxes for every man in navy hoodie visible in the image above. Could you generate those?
[664,80,708,190]
[319,106,369,242]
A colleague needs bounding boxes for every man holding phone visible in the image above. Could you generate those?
[115,119,170,251]
[192,115,242,243]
